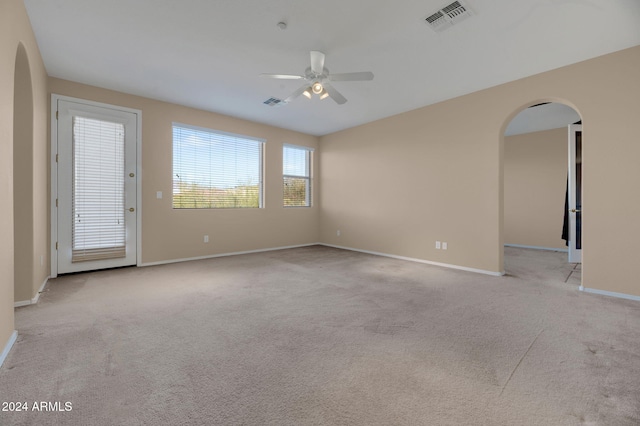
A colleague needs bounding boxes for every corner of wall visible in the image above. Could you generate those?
[0,331,18,369]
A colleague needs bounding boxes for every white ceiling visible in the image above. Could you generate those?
[24,0,640,136]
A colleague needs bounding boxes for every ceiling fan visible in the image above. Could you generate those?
[260,51,374,105]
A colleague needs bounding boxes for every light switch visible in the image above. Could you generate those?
[157,191,162,199]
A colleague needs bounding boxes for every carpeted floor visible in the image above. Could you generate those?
[1,245,639,425]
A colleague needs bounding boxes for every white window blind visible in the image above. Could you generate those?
[283,144,313,207]
[173,124,264,209]
[72,116,126,262]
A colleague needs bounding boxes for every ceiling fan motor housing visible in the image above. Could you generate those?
[304,66,329,81]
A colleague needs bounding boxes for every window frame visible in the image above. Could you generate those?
[172,123,265,209]
[283,143,314,208]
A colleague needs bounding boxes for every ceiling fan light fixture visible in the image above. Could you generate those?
[262,50,372,105]
[312,82,323,94]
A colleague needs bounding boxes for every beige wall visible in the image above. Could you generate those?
[13,43,34,302]
[1,0,49,353]
[320,105,501,272]
[504,128,568,250]
[49,79,320,265]
[320,45,640,296]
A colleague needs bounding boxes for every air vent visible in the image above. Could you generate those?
[263,97,284,107]
[424,1,474,32]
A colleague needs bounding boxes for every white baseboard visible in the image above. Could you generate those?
[505,244,568,253]
[139,243,319,267]
[319,243,504,276]
[0,330,18,369]
[14,276,50,308]
[579,286,640,302]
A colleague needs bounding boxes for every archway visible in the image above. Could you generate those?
[500,100,582,281]
[13,43,35,304]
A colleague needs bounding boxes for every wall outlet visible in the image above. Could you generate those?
[157,191,163,199]
[204,235,209,243]
[442,242,448,250]
[337,230,341,237]
[435,241,441,249]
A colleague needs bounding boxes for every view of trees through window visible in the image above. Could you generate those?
[283,177,308,207]
[173,181,260,209]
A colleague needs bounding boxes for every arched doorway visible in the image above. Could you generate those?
[13,43,35,304]
[500,101,582,284]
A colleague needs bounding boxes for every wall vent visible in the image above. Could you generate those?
[263,97,284,107]
[424,1,474,32]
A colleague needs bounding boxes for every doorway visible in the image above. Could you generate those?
[51,96,141,276]
[502,102,582,277]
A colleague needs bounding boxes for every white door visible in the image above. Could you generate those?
[568,124,582,263]
[55,98,138,274]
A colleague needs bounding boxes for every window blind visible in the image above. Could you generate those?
[173,124,264,209]
[72,116,126,262]
[283,144,312,207]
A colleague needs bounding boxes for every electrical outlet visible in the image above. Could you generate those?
[157,191,163,199]
[337,230,341,237]
[442,242,448,250]
[436,241,441,249]
[204,235,209,243]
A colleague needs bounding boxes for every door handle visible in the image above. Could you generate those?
[570,209,581,213]
[128,207,135,212]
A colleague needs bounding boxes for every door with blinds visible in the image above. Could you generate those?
[55,98,138,274]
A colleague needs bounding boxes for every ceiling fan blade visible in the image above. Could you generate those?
[323,83,347,105]
[329,71,374,82]
[310,51,325,75]
[284,84,310,103]
[260,73,305,80]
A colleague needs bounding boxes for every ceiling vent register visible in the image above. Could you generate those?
[424,1,474,32]
[263,97,285,107]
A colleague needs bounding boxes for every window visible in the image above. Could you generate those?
[283,144,313,207]
[172,124,264,209]
[72,116,126,261]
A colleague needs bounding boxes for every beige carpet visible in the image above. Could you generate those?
[1,246,639,425]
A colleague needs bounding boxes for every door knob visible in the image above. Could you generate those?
[570,209,581,213]
[129,207,135,212]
